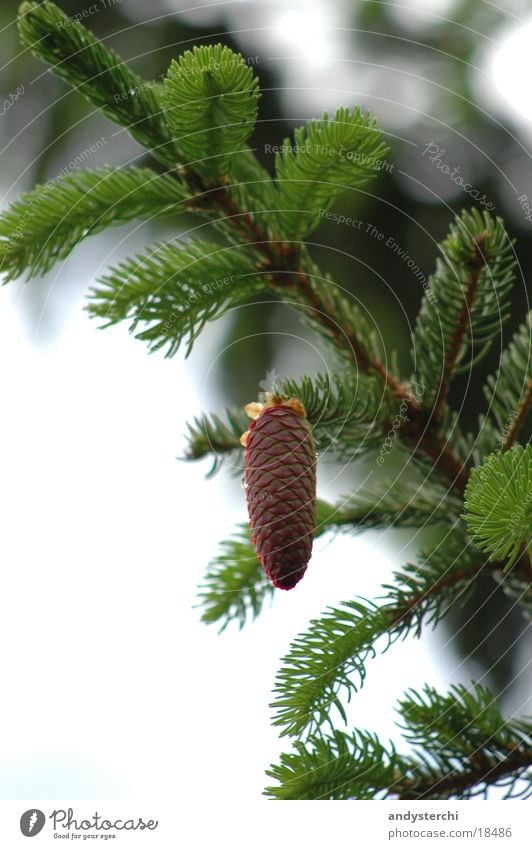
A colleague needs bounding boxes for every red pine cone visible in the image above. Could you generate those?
[242,398,316,590]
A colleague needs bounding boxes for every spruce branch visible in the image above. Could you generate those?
[14,4,406,407]
[6,2,531,804]
[396,683,532,800]
[191,181,406,391]
[327,478,459,531]
[0,167,188,281]
[199,501,335,631]
[273,107,389,239]
[8,5,494,501]
[265,728,398,800]
[198,525,275,631]
[463,445,532,571]
[183,371,394,471]
[184,408,249,475]
[266,683,532,800]
[199,492,453,632]
[18,2,179,167]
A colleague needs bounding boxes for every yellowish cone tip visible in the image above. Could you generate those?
[239,394,307,446]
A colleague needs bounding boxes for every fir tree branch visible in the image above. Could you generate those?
[184,408,249,473]
[89,239,266,357]
[266,683,532,800]
[396,683,532,800]
[199,492,454,632]
[272,107,389,239]
[405,413,471,495]
[397,746,532,800]
[193,164,407,395]
[412,209,516,415]
[506,379,532,448]
[435,229,488,414]
[183,371,395,469]
[320,479,458,531]
[161,45,260,181]
[264,729,399,800]
[483,312,532,450]
[198,525,274,631]
[463,445,532,571]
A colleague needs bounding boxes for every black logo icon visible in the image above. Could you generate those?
[20,810,46,837]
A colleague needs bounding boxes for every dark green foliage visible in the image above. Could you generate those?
[18,1,180,167]
[184,371,395,470]
[5,1,531,801]
[412,209,516,406]
[265,729,398,800]
[483,312,532,444]
[198,524,274,631]
[161,45,260,180]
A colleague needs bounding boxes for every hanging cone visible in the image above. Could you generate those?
[241,395,316,590]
